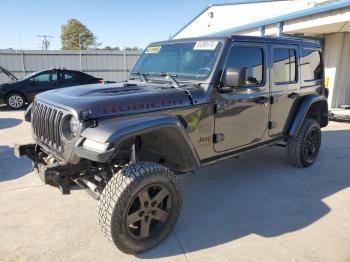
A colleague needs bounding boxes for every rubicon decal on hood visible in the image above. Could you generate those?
[102,99,184,114]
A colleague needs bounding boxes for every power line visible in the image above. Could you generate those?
[37,35,53,50]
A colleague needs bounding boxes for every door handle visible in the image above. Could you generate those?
[255,96,270,105]
[288,92,299,99]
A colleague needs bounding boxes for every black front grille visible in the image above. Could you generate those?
[32,101,65,152]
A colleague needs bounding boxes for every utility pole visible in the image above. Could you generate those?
[37,35,53,50]
[123,41,127,80]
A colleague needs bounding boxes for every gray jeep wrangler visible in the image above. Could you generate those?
[15,35,328,254]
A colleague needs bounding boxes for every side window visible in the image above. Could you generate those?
[63,72,82,81]
[273,48,297,83]
[32,72,51,82]
[226,46,264,86]
[300,49,322,82]
[51,72,58,81]
[63,72,74,80]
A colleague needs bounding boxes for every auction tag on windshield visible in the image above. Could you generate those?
[193,41,219,50]
[145,46,161,54]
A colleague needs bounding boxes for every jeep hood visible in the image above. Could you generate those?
[36,82,193,119]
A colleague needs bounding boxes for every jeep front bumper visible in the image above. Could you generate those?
[14,143,88,194]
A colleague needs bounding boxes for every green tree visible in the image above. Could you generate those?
[99,46,120,51]
[61,19,100,50]
[124,47,141,51]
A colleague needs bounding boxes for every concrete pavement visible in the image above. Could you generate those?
[1,108,350,262]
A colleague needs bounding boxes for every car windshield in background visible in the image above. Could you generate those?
[132,40,222,81]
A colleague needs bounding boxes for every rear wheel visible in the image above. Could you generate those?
[6,93,25,109]
[286,118,321,167]
[98,161,182,254]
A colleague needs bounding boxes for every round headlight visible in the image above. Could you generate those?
[70,116,79,137]
[61,115,79,141]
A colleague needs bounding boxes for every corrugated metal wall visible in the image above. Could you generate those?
[0,50,141,84]
[324,33,350,108]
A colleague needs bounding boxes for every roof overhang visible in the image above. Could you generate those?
[172,0,308,39]
[209,0,350,37]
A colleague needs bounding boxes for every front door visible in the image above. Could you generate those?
[214,42,270,152]
[26,71,57,101]
[268,44,300,137]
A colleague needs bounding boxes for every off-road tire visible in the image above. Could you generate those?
[6,92,26,110]
[286,118,321,168]
[98,161,182,254]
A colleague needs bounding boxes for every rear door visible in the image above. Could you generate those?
[269,44,300,137]
[57,71,76,88]
[58,71,87,87]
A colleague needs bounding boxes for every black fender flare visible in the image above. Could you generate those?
[77,114,200,171]
[288,94,328,136]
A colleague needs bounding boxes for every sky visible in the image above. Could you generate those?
[0,0,256,50]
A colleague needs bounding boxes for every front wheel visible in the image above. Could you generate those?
[6,93,25,109]
[286,118,321,168]
[98,161,182,254]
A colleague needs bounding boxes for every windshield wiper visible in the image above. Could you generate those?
[130,71,149,83]
[156,72,180,88]
[155,72,194,105]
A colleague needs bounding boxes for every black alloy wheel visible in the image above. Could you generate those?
[126,184,171,239]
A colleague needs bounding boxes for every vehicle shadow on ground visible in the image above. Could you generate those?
[0,118,23,129]
[139,128,350,259]
[0,104,27,112]
[0,145,32,181]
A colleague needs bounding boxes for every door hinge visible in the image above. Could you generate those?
[268,121,277,129]
[213,133,225,143]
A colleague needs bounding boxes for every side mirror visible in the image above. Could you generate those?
[30,78,35,85]
[222,67,246,90]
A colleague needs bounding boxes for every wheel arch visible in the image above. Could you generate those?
[288,94,328,136]
[5,90,28,102]
[79,114,200,173]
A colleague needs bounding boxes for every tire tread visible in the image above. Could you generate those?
[98,161,182,254]
[286,118,321,168]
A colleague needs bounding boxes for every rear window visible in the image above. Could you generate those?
[300,49,322,83]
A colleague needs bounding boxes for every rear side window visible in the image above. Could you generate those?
[58,71,81,81]
[273,48,297,83]
[226,46,264,86]
[300,49,322,82]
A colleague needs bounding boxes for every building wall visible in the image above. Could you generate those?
[324,32,350,108]
[0,50,141,84]
[173,0,316,39]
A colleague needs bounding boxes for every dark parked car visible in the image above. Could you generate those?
[0,67,104,109]
[16,35,328,254]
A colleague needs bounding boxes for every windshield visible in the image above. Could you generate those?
[132,40,222,81]
[19,72,38,81]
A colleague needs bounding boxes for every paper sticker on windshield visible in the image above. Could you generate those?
[145,46,161,54]
[193,41,219,50]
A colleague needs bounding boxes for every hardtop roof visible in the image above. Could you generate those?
[148,35,321,48]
